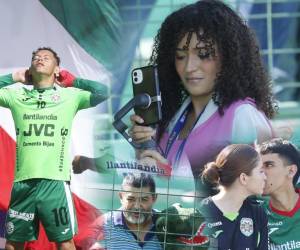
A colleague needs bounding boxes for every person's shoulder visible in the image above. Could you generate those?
[231,101,272,143]
[56,85,85,92]
[234,100,269,122]
[199,197,212,206]
[200,196,212,204]
[199,197,214,214]
[5,85,28,93]
[226,99,267,126]
[6,86,32,97]
[234,103,264,119]
[244,197,268,219]
[103,211,114,224]
[56,85,77,93]
[56,86,88,100]
[244,196,265,207]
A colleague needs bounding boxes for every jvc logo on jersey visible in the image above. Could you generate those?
[23,123,55,136]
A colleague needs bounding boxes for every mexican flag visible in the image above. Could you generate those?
[0,0,154,249]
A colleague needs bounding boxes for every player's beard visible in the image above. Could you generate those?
[123,208,151,224]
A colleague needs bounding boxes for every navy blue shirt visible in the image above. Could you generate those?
[199,197,268,250]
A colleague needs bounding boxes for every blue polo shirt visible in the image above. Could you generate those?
[100,210,162,250]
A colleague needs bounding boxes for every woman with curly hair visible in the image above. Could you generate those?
[200,144,268,249]
[131,0,275,194]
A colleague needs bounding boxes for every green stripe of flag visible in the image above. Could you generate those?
[40,0,122,70]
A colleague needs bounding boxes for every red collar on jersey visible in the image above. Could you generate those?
[270,189,300,217]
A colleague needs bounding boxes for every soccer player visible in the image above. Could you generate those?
[1,47,108,250]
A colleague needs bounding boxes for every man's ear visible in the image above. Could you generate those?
[54,66,60,78]
[288,164,297,179]
[152,194,158,202]
[26,67,33,82]
[28,66,33,75]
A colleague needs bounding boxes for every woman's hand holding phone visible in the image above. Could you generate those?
[130,114,156,143]
[130,114,172,176]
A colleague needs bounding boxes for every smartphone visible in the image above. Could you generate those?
[131,65,162,126]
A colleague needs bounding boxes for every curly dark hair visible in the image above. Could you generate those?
[150,0,276,141]
[32,47,61,66]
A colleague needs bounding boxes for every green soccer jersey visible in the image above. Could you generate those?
[263,192,300,250]
[0,74,106,182]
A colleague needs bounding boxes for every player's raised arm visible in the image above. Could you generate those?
[56,69,109,107]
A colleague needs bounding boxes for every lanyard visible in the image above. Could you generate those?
[163,102,207,169]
